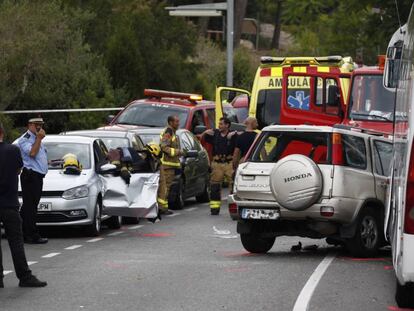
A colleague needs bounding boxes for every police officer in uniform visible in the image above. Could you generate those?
[202,117,236,215]
[0,122,47,287]
[157,115,184,215]
[18,118,48,244]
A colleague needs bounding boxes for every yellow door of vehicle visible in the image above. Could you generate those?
[215,87,251,128]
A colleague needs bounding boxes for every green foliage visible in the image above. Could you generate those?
[0,0,118,133]
[0,114,20,143]
[281,0,412,64]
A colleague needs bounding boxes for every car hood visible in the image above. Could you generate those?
[42,170,94,191]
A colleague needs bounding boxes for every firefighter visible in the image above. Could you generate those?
[157,115,184,215]
[202,117,237,215]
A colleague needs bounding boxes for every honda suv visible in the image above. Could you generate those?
[229,125,392,257]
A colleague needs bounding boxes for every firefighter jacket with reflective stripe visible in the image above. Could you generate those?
[160,126,181,168]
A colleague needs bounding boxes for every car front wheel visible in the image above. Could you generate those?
[85,200,102,237]
[240,233,275,254]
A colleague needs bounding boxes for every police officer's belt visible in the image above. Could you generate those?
[213,155,233,163]
[22,167,46,178]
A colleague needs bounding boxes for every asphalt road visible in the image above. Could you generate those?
[0,197,400,311]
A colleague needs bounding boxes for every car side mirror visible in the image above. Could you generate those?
[98,163,117,174]
[185,150,199,158]
[194,125,207,135]
[106,115,115,124]
[327,85,340,107]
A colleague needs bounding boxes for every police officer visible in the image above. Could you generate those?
[202,117,237,215]
[233,117,259,169]
[157,115,184,215]
[0,122,47,287]
[18,118,48,244]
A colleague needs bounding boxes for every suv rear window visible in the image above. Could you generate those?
[250,131,331,164]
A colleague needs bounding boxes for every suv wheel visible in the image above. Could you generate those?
[85,200,102,237]
[196,180,210,203]
[396,281,414,308]
[346,207,383,257]
[240,233,275,254]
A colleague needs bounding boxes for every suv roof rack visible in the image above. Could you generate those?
[260,55,344,66]
[144,89,203,103]
[333,124,386,136]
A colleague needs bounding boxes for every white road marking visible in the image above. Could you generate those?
[42,252,61,258]
[213,226,231,235]
[167,213,181,217]
[65,245,83,250]
[128,225,143,230]
[86,238,104,243]
[185,207,198,212]
[212,235,238,239]
[292,253,336,311]
[3,270,13,275]
[107,231,124,236]
[27,261,38,266]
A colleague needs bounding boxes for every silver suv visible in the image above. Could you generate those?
[229,125,392,257]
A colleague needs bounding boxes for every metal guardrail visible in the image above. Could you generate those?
[0,107,123,114]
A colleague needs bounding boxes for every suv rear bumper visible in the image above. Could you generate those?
[228,194,362,224]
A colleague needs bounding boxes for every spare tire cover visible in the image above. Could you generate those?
[270,154,323,211]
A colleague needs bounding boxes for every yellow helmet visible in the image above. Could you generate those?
[62,153,82,175]
[146,142,161,157]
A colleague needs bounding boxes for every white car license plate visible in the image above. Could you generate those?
[38,202,52,211]
[242,208,279,220]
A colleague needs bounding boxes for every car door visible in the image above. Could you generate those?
[185,131,209,194]
[371,138,393,202]
[179,131,197,196]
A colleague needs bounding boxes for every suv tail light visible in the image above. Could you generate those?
[332,133,344,165]
[405,144,414,234]
[229,203,238,215]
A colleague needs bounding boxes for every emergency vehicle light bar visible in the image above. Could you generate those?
[260,55,343,66]
[144,89,203,102]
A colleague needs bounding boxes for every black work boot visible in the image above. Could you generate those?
[19,275,47,288]
[0,278,4,288]
[211,209,220,216]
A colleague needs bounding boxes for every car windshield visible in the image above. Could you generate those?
[349,74,394,122]
[249,131,331,164]
[139,134,161,145]
[99,137,129,149]
[45,143,91,169]
[115,103,188,128]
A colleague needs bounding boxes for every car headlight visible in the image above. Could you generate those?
[62,185,89,200]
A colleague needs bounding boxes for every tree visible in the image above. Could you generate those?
[0,0,118,133]
[234,0,248,48]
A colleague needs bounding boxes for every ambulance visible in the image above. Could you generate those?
[216,56,354,128]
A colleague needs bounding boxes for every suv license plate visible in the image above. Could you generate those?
[242,208,279,220]
[38,202,52,211]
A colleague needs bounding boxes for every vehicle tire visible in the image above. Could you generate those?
[85,200,102,237]
[122,217,140,225]
[196,180,210,203]
[170,179,185,210]
[396,280,414,308]
[240,233,275,254]
[346,206,383,258]
[107,216,122,229]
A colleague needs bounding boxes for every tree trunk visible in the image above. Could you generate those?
[234,0,248,48]
[271,0,283,50]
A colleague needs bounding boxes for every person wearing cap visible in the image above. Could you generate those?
[17,118,48,244]
[0,122,47,287]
